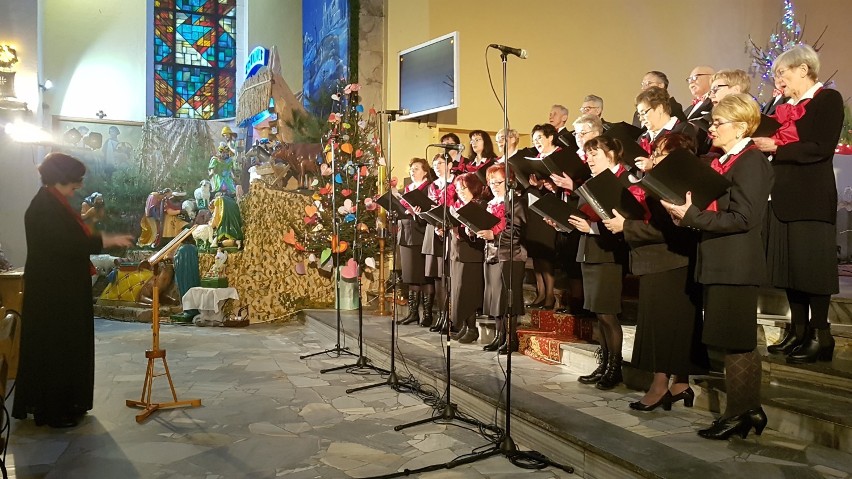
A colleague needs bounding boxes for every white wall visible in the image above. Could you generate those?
[42,0,148,122]
[0,0,45,267]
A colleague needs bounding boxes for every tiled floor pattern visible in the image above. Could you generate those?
[4,316,851,478]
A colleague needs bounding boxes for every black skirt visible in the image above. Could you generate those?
[581,262,623,314]
[766,203,838,294]
[450,259,483,323]
[424,254,444,278]
[631,267,708,376]
[482,261,525,316]
[399,245,426,284]
[702,284,758,351]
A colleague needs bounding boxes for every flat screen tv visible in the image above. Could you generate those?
[397,31,459,120]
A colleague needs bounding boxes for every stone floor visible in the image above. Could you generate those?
[5,316,852,478]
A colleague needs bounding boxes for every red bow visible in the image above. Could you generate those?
[692,97,702,106]
[771,94,815,146]
[639,135,652,155]
[705,144,758,212]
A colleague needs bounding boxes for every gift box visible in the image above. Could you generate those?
[200,276,229,288]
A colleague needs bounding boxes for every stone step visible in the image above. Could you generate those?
[94,300,182,323]
[558,323,852,452]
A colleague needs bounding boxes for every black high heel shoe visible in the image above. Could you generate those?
[629,391,672,412]
[698,407,767,440]
[667,387,695,408]
[698,414,752,440]
[747,407,768,436]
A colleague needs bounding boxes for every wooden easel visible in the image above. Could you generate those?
[126,226,201,423]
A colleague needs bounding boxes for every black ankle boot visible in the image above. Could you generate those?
[595,353,623,390]
[483,318,504,351]
[420,293,435,327]
[429,311,445,332]
[578,346,608,384]
[398,291,421,325]
[498,316,519,355]
[458,327,480,344]
[451,323,468,341]
[787,327,835,363]
[768,323,806,355]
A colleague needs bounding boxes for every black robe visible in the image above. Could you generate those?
[13,187,104,419]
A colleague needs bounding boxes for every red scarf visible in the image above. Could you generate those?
[770,89,819,146]
[706,144,758,212]
[47,186,97,275]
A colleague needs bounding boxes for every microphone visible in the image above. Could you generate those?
[378,109,410,115]
[489,44,528,59]
[428,143,465,151]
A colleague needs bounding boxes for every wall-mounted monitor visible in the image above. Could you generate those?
[397,31,458,121]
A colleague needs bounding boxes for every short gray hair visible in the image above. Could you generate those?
[551,104,569,117]
[572,114,604,135]
[583,95,604,109]
[773,44,820,81]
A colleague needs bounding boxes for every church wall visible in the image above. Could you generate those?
[0,0,44,266]
[245,0,303,99]
[42,0,148,122]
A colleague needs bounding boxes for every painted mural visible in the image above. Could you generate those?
[301,0,350,116]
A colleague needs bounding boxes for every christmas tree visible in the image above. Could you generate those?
[282,80,384,273]
[748,0,825,103]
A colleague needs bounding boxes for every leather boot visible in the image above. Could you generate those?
[458,326,480,344]
[429,311,445,333]
[595,353,623,390]
[420,293,435,327]
[498,316,519,355]
[578,346,609,384]
[398,291,421,325]
[483,317,504,351]
[451,323,468,341]
[768,320,807,355]
[787,327,835,363]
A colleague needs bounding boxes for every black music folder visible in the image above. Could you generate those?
[753,114,782,138]
[638,148,732,210]
[576,169,646,220]
[541,149,592,182]
[527,191,587,233]
[604,122,649,162]
[508,155,543,188]
[454,202,500,232]
[420,206,460,228]
[402,187,436,211]
[376,190,408,215]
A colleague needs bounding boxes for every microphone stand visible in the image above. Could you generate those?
[347,111,404,392]
[321,159,389,376]
[300,131,357,363]
[389,145,498,436]
[366,49,573,479]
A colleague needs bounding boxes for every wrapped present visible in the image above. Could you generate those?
[200,276,229,288]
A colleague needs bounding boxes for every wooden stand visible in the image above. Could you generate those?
[126,228,201,423]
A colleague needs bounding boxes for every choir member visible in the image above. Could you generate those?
[603,133,708,411]
[495,128,519,163]
[635,86,698,160]
[447,173,489,340]
[631,71,686,127]
[753,44,843,363]
[549,104,577,151]
[475,165,526,353]
[708,69,751,105]
[525,124,561,310]
[397,158,434,326]
[440,132,464,169]
[663,93,773,440]
[454,130,496,174]
[579,95,614,131]
[424,154,456,333]
[684,65,715,154]
[566,136,632,390]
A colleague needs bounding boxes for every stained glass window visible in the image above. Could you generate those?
[153,0,236,119]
